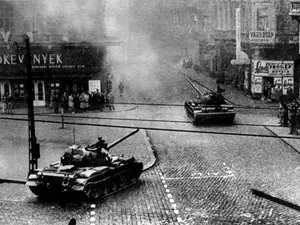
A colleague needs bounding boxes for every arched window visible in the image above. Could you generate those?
[38,82,44,100]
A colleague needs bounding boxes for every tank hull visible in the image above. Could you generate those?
[185,101,236,124]
[26,159,143,199]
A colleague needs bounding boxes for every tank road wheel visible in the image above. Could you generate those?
[129,174,138,184]
[119,175,129,188]
[29,186,48,197]
[84,183,101,200]
[103,186,110,196]
[111,178,120,192]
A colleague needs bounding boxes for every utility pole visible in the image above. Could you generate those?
[24,35,40,174]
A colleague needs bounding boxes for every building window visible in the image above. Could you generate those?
[0,9,12,32]
[13,83,25,99]
[257,7,269,31]
[38,82,44,100]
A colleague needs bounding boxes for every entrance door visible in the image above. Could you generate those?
[33,81,45,106]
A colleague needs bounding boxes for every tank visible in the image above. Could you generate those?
[25,129,143,200]
[185,91,235,124]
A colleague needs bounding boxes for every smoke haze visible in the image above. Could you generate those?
[14,0,179,102]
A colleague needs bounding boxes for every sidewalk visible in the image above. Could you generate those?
[0,107,156,182]
[4,103,138,115]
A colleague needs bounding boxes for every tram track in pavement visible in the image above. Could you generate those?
[160,61,280,110]
[0,114,299,140]
[263,125,300,155]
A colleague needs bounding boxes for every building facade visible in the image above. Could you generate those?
[0,0,109,107]
[130,0,300,99]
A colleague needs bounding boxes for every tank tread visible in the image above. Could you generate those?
[83,167,141,200]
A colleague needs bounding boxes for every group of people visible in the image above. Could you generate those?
[50,89,115,114]
[279,97,300,135]
[1,93,13,114]
[263,82,284,103]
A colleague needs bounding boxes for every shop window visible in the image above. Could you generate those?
[50,82,60,94]
[38,82,44,100]
[13,83,25,99]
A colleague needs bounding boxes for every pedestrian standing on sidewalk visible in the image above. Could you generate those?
[61,92,68,113]
[1,93,8,114]
[68,93,74,114]
[263,84,268,101]
[287,86,293,103]
[53,93,59,114]
[274,84,282,103]
[279,103,289,127]
[289,101,299,134]
[119,82,124,97]
[107,91,115,110]
[271,85,276,103]
[296,107,300,134]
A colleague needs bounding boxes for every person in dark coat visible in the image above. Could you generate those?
[119,82,124,97]
[289,100,299,134]
[287,86,293,103]
[279,103,289,127]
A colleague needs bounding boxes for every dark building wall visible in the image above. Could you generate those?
[0,0,108,105]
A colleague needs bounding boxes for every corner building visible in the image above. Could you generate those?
[0,0,110,107]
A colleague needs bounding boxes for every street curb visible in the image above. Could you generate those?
[140,129,157,172]
[4,104,138,116]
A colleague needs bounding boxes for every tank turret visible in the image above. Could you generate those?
[26,129,143,199]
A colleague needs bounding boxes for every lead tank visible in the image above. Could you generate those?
[26,129,143,199]
[185,79,235,124]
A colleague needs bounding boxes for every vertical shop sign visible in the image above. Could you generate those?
[244,70,248,90]
[254,76,262,93]
[236,8,241,59]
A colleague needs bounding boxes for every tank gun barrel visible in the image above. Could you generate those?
[107,129,139,150]
[187,78,203,96]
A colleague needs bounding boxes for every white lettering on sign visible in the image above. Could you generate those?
[0,53,63,65]
[252,60,294,77]
[249,31,275,44]
[33,55,40,64]
[253,60,268,74]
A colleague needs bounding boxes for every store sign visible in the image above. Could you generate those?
[88,80,101,93]
[268,62,294,76]
[252,60,294,77]
[249,31,275,44]
[253,76,262,93]
[0,53,62,65]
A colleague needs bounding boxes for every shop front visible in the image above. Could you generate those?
[251,60,294,98]
[0,43,106,107]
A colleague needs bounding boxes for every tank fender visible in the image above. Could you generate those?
[70,178,87,191]
[26,174,38,186]
[79,166,109,178]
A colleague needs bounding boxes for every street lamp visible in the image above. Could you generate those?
[23,34,40,174]
[15,35,40,173]
[289,0,300,54]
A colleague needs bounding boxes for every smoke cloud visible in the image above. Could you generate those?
[14,0,180,102]
[105,0,164,102]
